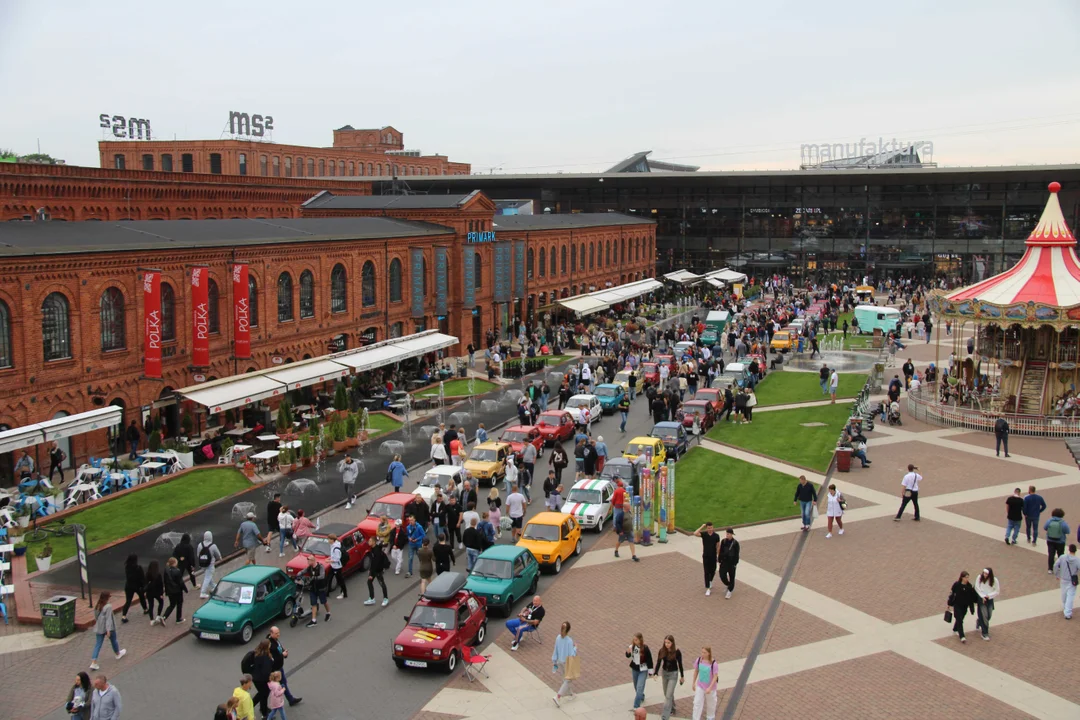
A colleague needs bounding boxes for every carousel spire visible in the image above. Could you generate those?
[1026,181,1075,247]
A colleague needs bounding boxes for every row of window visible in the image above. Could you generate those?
[519,236,651,281]
[240,154,440,178]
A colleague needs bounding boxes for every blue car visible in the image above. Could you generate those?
[594,383,625,414]
[650,421,689,459]
[464,545,540,616]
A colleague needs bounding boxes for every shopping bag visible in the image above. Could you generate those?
[811,504,820,521]
[564,655,581,680]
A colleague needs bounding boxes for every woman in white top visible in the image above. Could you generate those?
[277,505,297,555]
[974,567,1000,641]
[430,433,448,466]
[825,484,845,539]
[504,457,519,499]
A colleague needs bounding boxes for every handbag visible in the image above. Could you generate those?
[943,610,953,623]
[563,655,581,681]
[903,489,912,498]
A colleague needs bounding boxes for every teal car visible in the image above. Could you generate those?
[464,545,540,616]
[594,383,625,415]
[191,565,296,644]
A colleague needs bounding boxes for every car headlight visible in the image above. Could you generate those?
[225,622,234,629]
[192,618,200,626]
[433,649,442,657]
[492,594,501,601]
[394,644,404,652]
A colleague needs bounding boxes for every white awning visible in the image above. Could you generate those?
[180,375,290,414]
[662,270,702,285]
[0,406,123,453]
[332,333,458,373]
[556,278,663,317]
[705,278,725,289]
[556,296,610,316]
[0,425,48,455]
[705,268,748,284]
[266,360,351,392]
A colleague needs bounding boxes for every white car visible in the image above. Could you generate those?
[712,362,748,389]
[560,478,615,532]
[415,464,469,507]
[564,394,601,426]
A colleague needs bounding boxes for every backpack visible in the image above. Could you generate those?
[198,542,212,568]
[241,650,255,675]
[1046,517,1066,543]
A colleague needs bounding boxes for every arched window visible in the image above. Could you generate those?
[348,161,354,176]
[100,287,125,351]
[551,247,558,276]
[277,272,294,322]
[367,163,373,175]
[248,275,259,328]
[160,282,176,341]
[208,279,220,333]
[299,270,315,318]
[296,157,303,177]
[389,322,404,338]
[338,160,345,176]
[589,243,595,270]
[0,300,10,368]
[571,244,577,272]
[377,163,383,175]
[527,248,534,279]
[361,262,376,307]
[561,245,567,274]
[319,159,326,175]
[474,253,483,289]
[331,264,348,313]
[581,244,586,271]
[621,238,626,264]
[389,258,403,303]
[539,247,546,277]
[606,240,611,266]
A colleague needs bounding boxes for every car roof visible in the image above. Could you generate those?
[477,544,529,561]
[603,457,634,467]
[474,441,511,450]
[540,409,569,415]
[422,571,468,600]
[568,394,597,400]
[696,387,719,394]
[221,565,283,584]
[524,511,571,526]
[313,522,360,537]
[502,425,535,432]
[424,465,465,476]
[683,400,710,406]
[627,436,658,444]
[596,383,620,389]
[653,421,681,429]
[374,492,416,505]
[570,478,613,491]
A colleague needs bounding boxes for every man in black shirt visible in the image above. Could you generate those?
[507,595,545,650]
[718,528,740,599]
[1005,488,1025,545]
[406,494,430,531]
[694,522,721,596]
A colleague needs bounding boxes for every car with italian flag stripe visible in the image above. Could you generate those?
[560,478,615,532]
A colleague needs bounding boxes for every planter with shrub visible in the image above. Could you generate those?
[345,414,359,448]
[35,543,54,572]
[332,420,348,453]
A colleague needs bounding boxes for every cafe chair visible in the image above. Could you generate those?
[461,646,490,681]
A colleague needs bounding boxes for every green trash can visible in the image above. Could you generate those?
[41,594,77,639]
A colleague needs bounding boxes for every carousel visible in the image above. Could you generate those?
[923,182,1080,434]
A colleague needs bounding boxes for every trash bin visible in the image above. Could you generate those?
[40,594,77,639]
[457,359,467,378]
[834,447,852,473]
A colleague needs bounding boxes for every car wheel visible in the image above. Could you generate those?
[503,596,514,616]
[574,539,582,556]
[360,553,370,572]
[240,622,254,644]
[281,597,295,619]
[554,556,562,574]
[595,515,605,533]
[474,622,487,646]
[394,658,406,670]
[445,649,459,673]
[528,576,538,596]
[326,574,336,592]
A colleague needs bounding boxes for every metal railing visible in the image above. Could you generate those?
[906,386,1080,437]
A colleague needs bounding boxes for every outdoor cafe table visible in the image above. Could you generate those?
[139,452,172,461]
[65,482,101,507]
[256,434,279,443]
[293,404,312,413]
[140,461,166,476]
[75,466,103,483]
[225,427,251,437]
[251,450,280,473]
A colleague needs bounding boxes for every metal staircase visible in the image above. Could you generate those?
[1018,360,1047,415]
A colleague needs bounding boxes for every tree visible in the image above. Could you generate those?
[333,382,348,412]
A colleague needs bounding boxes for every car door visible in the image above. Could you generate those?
[339,534,355,572]
[568,516,580,547]
[511,553,529,598]
[601,485,613,519]
[559,520,573,559]
[591,397,600,417]
[253,579,273,626]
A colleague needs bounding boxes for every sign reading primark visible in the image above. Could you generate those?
[800,137,933,164]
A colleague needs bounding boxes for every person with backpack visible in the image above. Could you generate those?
[242,639,274,719]
[1045,509,1071,573]
[302,554,331,628]
[363,535,390,607]
[154,556,188,625]
[690,646,719,720]
[197,531,223,599]
[120,553,147,623]
[172,533,197,589]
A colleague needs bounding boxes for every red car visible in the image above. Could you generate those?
[680,400,716,431]
[284,521,370,589]
[694,387,724,413]
[392,571,487,673]
[500,425,544,458]
[641,363,660,386]
[654,354,676,371]
[358,492,415,538]
[535,410,575,446]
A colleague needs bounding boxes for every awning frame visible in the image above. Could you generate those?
[0,406,123,454]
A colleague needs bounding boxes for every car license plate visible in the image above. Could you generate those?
[405,660,427,668]
[199,632,221,641]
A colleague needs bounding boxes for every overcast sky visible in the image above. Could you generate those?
[2,0,1078,173]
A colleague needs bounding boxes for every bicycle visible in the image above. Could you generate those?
[24,516,83,544]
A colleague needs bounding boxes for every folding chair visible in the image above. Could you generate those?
[526,621,544,645]
[461,646,490,681]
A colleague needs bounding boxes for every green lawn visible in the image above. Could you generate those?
[416,379,497,397]
[673,446,812,531]
[753,371,868,406]
[706,403,852,472]
[364,413,404,433]
[20,467,251,572]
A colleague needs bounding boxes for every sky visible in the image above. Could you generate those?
[1,0,1079,173]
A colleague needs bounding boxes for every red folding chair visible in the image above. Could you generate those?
[461,645,491,681]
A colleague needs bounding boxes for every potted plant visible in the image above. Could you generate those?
[180,411,194,440]
[345,414,359,448]
[331,419,348,453]
[300,436,313,467]
[307,415,320,438]
[35,543,54,572]
[16,506,30,529]
[12,542,26,557]
[148,429,162,452]
[320,426,333,458]
[282,447,297,473]
[276,401,294,435]
[333,382,349,419]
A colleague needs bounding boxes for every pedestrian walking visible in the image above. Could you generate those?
[119,554,147,623]
[328,533,348,600]
[49,441,67,484]
[338,455,360,508]
[196,531,223,599]
[418,538,435,595]
[691,646,719,720]
[388,519,408,575]
[522,440,538,486]
[1052,543,1079,619]
[894,464,921,521]
[654,635,684,720]
[994,415,1010,457]
[233,675,255,720]
[405,515,425,577]
[550,442,569,485]
[551,621,578,707]
[303,555,331,627]
[266,492,282,552]
[430,432,448,466]
[507,484,527,542]
[1005,488,1024,545]
[626,633,653,710]
[1023,486,1047,545]
[125,419,140,459]
[245,639,274,719]
[172,532,198,588]
[90,675,123,720]
[387,454,408,491]
[947,570,978,642]
[693,522,720,596]
[144,560,164,622]
[487,488,502,537]
[463,517,484,571]
[154,556,187,625]
[266,626,302,707]
[618,393,630,432]
[595,436,608,474]
[718,528,739,599]
[277,505,297,556]
[614,512,639,561]
[818,364,830,396]
[974,568,1000,640]
[1045,509,1070,573]
[793,475,818,531]
[829,368,839,403]
[613,481,626,534]
[433,532,455,575]
[89,592,126,670]
[66,672,91,720]
[364,535,390,607]
[266,671,286,720]
[235,512,269,564]
[505,456,519,499]
[825,484,846,538]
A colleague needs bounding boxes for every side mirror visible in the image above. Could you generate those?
[404,615,411,623]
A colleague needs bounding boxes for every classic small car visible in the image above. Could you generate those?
[463,545,540,616]
[651,421,690,459]
[560,478,615,532]
[679,400,716,432]
[499,425,544,459]
[392,572,487,673]
[564,394,601,426]
[285,522,370,588]
[516,512,582,574]
[358,492,415,538]
[463,441,513,487]
[416,464,469,507]
[594,383,626,414]
[694,387,724,413]
[623,436,667,473]
[599,457,641,497]
[191,566,296,644]
[535,409,576,446]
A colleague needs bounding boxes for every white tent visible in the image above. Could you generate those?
[705,268,748,284]
[556,278,663,317]
[662,270,702,285]
[0,406,123,454]
[705,277,725,289]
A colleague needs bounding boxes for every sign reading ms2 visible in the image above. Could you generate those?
[228,111,274,137]
[100,114,152,140]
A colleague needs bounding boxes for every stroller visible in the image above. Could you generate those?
[288,571,314,628]
[887,400,903,426]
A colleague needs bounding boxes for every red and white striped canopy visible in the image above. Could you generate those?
[948,182,1078,307]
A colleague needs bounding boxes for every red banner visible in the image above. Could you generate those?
[191,266,210,367]
[143,270,162,378]
[232,263,251,359]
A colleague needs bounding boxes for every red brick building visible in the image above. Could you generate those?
[0,192,654,477]
[0,162,372,222]
[98,125,470,178]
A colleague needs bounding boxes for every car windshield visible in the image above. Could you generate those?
[601,464,632,481]
[595,387,618,397]
[420,472,449,487]
[642,364,657,373]
[522,523,560,542]
[301,536,331,556]
[566,489,602,504]
[625,442,653,455]
[469,448,497,462]
[566,397,590,408]
[615,372,630,382]
[211,580,250,603]
[698,390,718,399]
[470,557,512,580]
[408,605,456,629]
[368,502,403,520]
[538,413,563,425]
[653,427,679,440]
[501,431,529,442]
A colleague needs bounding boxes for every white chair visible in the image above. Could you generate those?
[0,508,15,529]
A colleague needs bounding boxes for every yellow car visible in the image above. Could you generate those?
[770,331,797,353]
[464,441,513,487]
[622,436,667,473]
[613,370,641,395]
[516,512,582,574]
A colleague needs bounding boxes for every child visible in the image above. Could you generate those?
[546,484,563,512]
[267,671,286,720]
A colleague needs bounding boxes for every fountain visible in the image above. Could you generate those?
[480,399,500,413]
[548,372,564,388]
[401,392,413,444]
[467,377,476,416]
[420,425,440,438]
[231,501,257,520]
[285,478,319,496]
[380,440,405,456]
[502,389,524,405]
[153,531,185,553]
[448,411,471,426]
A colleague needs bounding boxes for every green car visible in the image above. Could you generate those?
[594,383,625,414]
[191,565,296,644]
[464,545,540,616]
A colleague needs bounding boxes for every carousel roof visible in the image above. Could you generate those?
[947,182,1078,307]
